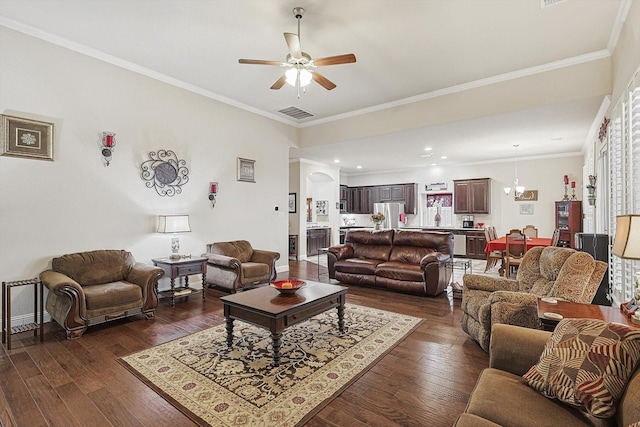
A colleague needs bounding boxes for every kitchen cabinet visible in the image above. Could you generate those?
[307,228,330,256]
[345,183,416,214]
[340,185,348,201]
[453,178,491,214]
[465,230,487,259]
[288,234,298,260]
[555,201,582,248]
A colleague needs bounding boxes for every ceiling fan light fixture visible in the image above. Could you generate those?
[285,68,298,86]
[299,69,312,87]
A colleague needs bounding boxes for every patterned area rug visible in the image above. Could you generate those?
[119,304,422,427]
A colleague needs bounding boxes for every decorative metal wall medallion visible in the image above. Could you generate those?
[140,149,189,196]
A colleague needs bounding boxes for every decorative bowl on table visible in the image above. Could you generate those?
[271,279,305,295]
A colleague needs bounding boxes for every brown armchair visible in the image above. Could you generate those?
[202,240,280,293]
[40,250,164,340]
[461,246,608,352]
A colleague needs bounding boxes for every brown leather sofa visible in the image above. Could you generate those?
[327,229,453,296]
[40,250,164,339]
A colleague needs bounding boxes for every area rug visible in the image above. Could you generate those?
[119,303,422,427]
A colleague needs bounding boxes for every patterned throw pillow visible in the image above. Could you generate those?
[522,318,640,418]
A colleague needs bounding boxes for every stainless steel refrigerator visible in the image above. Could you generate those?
[373,203,405,229]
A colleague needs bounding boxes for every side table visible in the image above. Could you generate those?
[537,298,639,331]
[2,278,44,350]
[152,257,208,307]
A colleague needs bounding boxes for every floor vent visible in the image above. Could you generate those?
[278,106,314,119]
[541,0,567,9]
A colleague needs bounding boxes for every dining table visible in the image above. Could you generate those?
[485,236,553,276]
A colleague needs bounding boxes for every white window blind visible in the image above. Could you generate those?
[607,69,640,305]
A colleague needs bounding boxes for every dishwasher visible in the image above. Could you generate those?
[452,231,467,256]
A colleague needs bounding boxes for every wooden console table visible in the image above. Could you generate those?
[2,278,44,350]
[152,257,207,307]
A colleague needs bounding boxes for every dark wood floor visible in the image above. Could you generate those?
[0,261,488,427]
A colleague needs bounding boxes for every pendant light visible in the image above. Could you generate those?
[503,144,525,197]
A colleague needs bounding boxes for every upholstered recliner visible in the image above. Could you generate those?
[461,246,608,352]
[40,250,164,340]
[202,240,280,293]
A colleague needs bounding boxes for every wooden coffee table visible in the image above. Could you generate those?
[537,298,639,331]
[220,281,348,366]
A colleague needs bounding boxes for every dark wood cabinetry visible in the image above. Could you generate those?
[555,201,582,249]
[307,228,330,256]
[344,183,416,214]
[453,178,491,214]
[288,234,298,260]
[465,230,487,259]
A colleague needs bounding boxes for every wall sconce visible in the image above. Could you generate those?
[586,175,597,206]
[209,182,218,208]
[157,215,191,259]
[101,132,116,166]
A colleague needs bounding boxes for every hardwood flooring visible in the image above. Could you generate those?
[0,261,488,427]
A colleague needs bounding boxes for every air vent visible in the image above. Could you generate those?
[278,106,314,120]
[541,0,567,9]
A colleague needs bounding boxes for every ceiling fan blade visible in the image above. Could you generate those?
[312,72,337,90]
[239,59,284,66]
[284,32,302,59]
[313,54,357,67]
[270,74,287,90]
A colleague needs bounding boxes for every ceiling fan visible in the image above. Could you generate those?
[238,7,356,94]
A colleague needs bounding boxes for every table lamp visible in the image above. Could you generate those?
[157,215,191,259]
[612,214,640,313]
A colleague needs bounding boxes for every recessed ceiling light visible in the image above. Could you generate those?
[356,165,362,169]
[430,163,437,166]
[334,159,340,163]
[419,154,432,158]
[441,155,447,159]
[424,147,433,151]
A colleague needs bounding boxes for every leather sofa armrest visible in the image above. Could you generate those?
[489,324,550,376]
[462,274,519,293]
[40,270,84,296]
[203,253,241,269]
[328,245,353,260]
[250,249,280,265]
[419,252,449,268]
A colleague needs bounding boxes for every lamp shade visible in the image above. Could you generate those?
[157,215,191,234]
[612,214,640,260]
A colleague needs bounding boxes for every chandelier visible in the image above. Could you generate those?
[503,144,525,197]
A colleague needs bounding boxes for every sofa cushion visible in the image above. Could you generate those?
[333,258,381,275]
[466,368,607,427]
[241,262,269,279]
[52,250,135,286]
[375,261,423,282]
[551,252,596,302]
[522,318,640,419]
[210,240,253,263]
[345,229,393,261]
[83,281,143,311]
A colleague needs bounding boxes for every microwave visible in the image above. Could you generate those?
[462,220,474,228]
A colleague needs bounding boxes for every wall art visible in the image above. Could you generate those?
[288,193,297,213]
[316,200,328,215]
[519,203,534,215]
[0,114,54,161]
[140,149,189,196]
[237,157,255,182]
[515,190,538,201]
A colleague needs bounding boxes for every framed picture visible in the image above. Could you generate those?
[515,190,538,201]
[288,193,297,213]
[520,203,534,215]
[316,200,328,215]
[237,157,255,182]
[1,115,54,161]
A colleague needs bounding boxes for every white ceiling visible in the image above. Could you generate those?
[0,0,628,174]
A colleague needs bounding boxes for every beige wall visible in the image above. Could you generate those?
[0,28,293,318]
